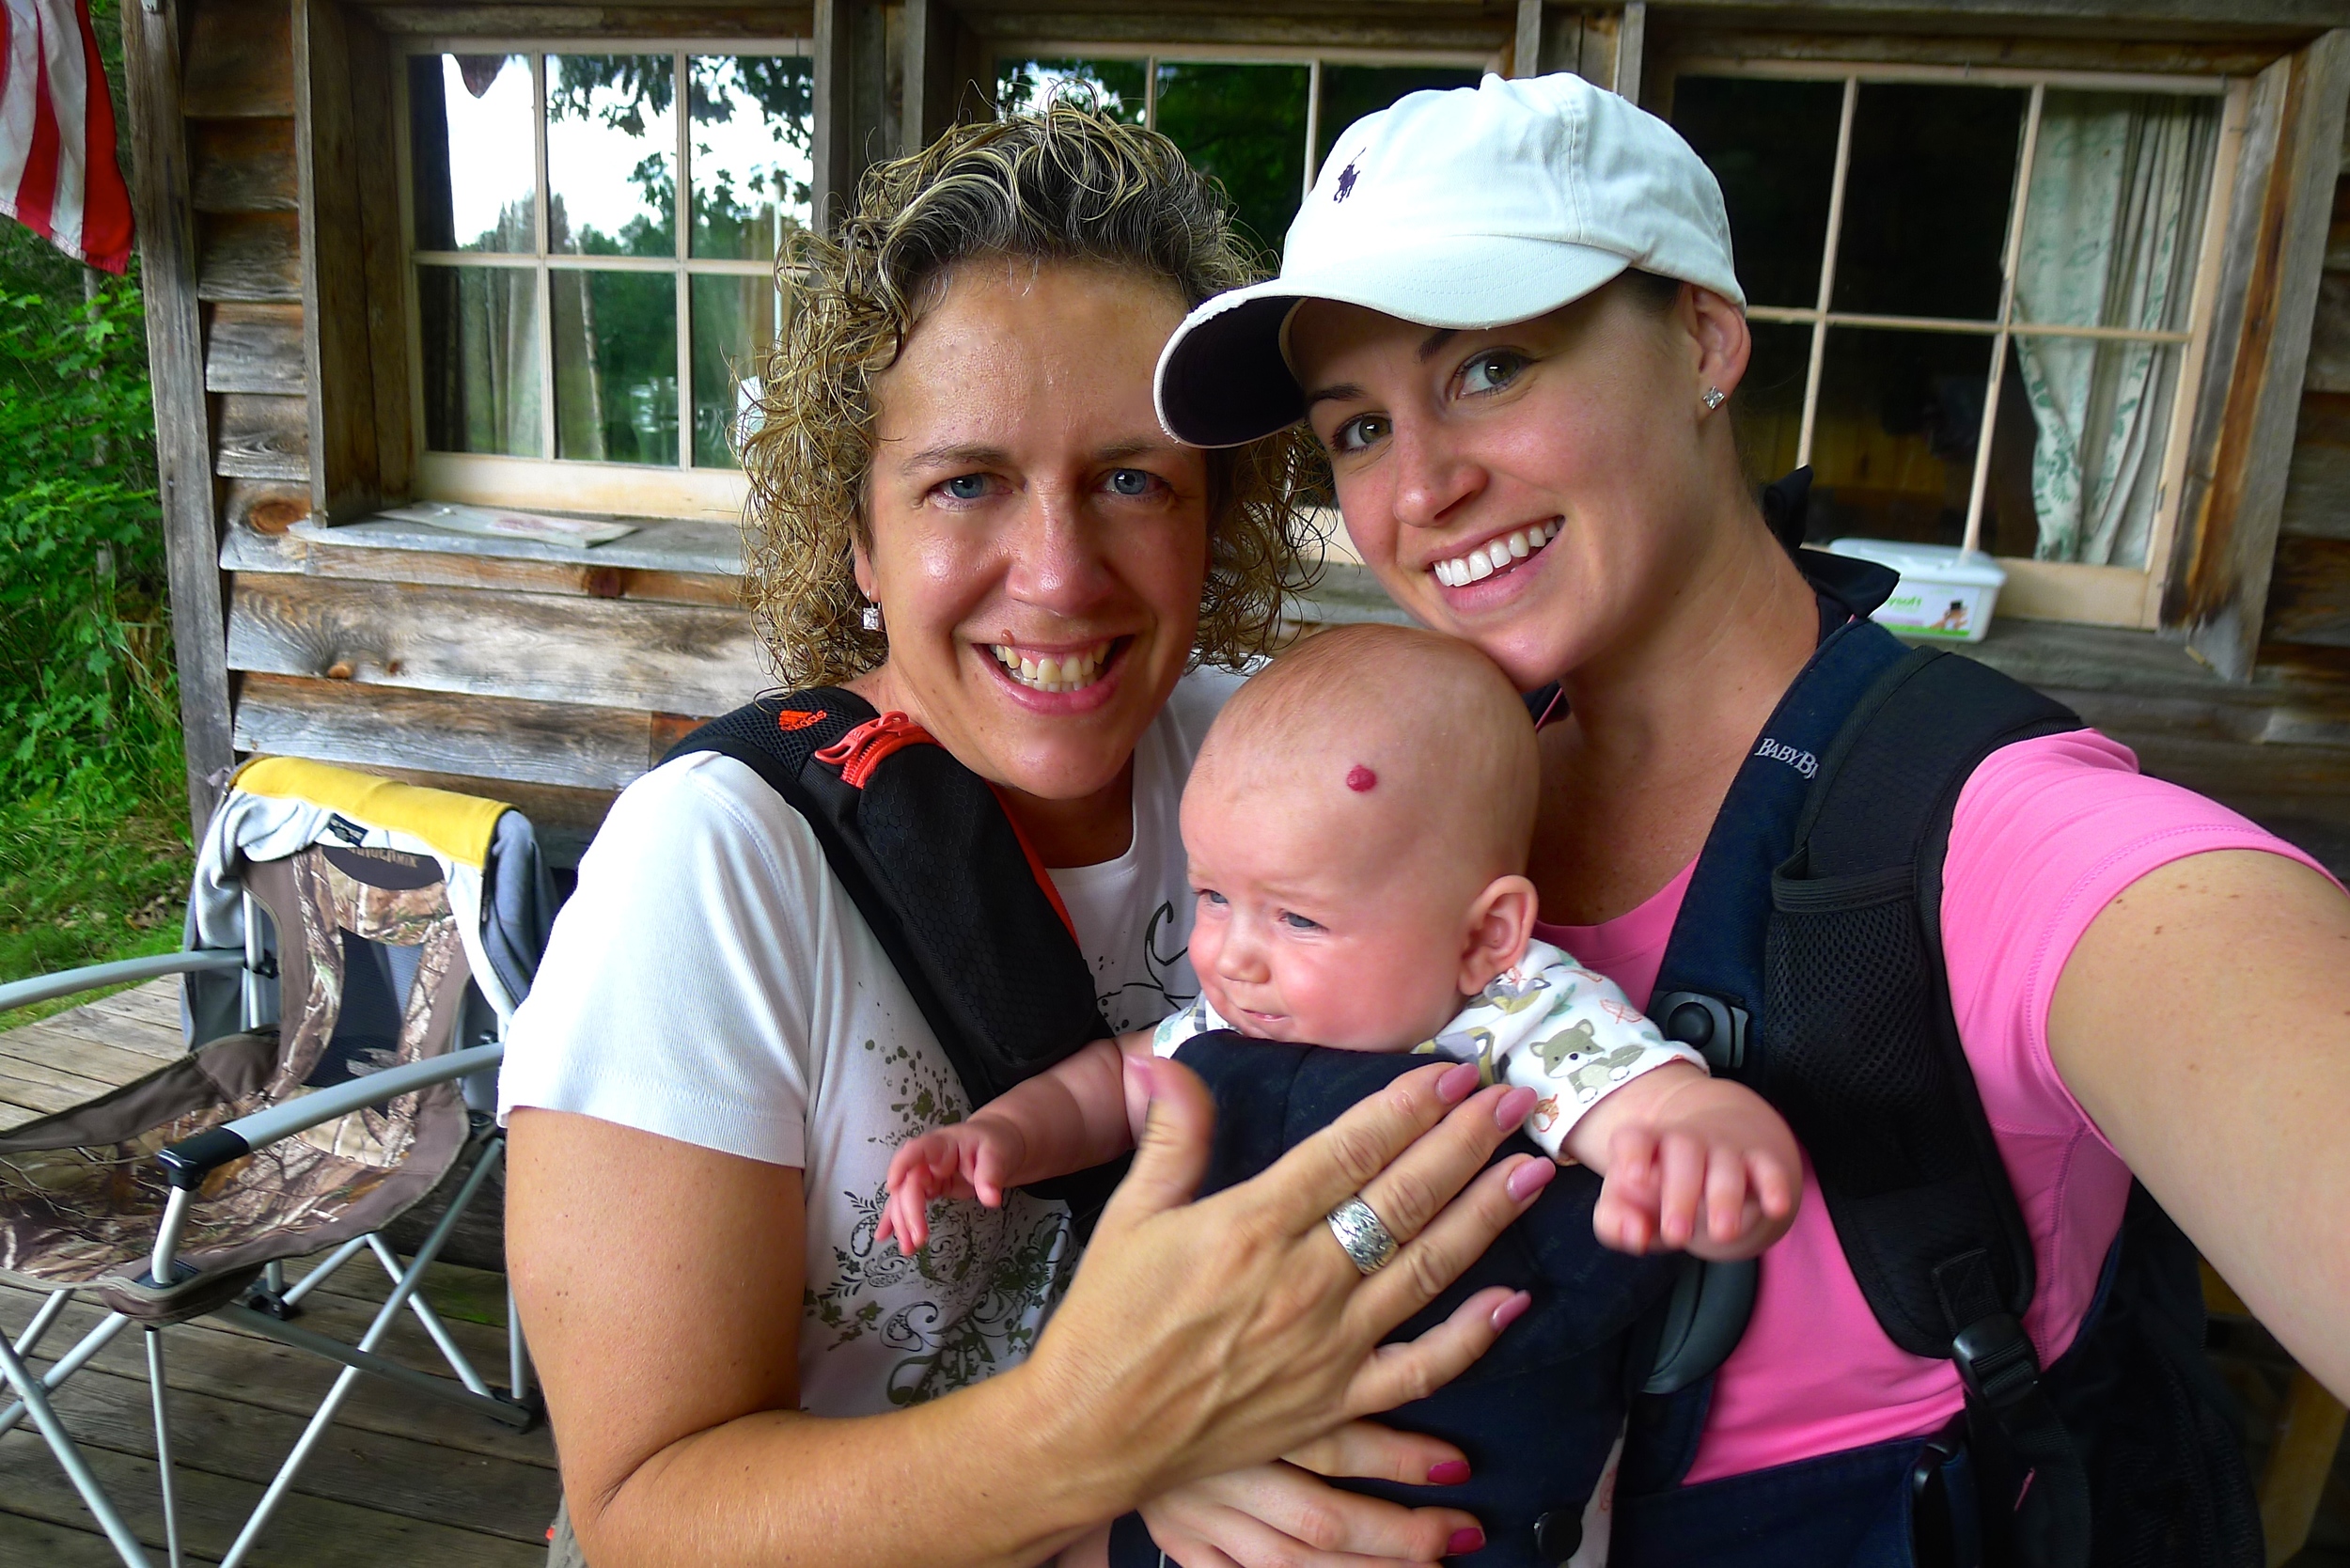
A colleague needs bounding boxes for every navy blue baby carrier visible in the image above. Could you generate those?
[665,472,2260,1567]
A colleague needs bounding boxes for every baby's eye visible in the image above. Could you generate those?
[1327,413,1390,456]
[1279,911,1323,933]
[1196,888,1228,908]
[1455,351,1527,398]
[1104,468,1163,497]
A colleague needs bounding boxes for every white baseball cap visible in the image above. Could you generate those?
[1154,71,1745,448]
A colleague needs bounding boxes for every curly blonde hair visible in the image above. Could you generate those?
[740,102,1321,688]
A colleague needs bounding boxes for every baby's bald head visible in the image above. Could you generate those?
[1190,624,1539,885]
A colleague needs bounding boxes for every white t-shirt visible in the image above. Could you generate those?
[499,668,1238,1417]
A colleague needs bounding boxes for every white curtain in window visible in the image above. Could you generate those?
[2012,92,2217,567]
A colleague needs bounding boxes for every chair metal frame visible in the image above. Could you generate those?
[0,918,535,1567]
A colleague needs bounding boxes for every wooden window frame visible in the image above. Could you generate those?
[996,42,1500,201]
[393,37,814,523]
[1672,55,2250,630]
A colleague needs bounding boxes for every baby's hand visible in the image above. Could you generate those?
[1571,1064,1801,1260]
[875,1118,1028,1256]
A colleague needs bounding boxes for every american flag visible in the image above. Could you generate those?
[0,0,131,273]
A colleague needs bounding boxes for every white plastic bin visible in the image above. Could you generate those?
[1822,539,2007,644]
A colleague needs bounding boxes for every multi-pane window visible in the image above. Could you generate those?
[996,55,1485,259]
[404,49,812,473]
[1671,66,2232,582]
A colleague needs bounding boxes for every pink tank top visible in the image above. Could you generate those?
[1536,729,2326,1483]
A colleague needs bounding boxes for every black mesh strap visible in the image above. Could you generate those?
[666,692,1125,1221]
[1764,647,2089,1566]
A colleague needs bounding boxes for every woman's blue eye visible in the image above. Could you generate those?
[941,474,992,500]
[1458,352,1525,397]
[1330,414,1389,455]
[1106,468,1158,496]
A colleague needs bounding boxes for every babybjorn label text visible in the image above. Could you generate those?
[1755,738,1818,777]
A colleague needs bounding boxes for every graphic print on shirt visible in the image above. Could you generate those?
[1089,898,1198,1035]
[802,1036,1075,1407]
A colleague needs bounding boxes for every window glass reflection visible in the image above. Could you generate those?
[1316,66,1480,168]
[1832,86,2027,321]
[691,274,780,467]
[409,55,535,252]
[691,55,815,260]
[1731,321,1814,494]
[995,57,1147,122]
[548,55,678,258]
[1673,76,1843,311]
[1153,62,1309,259]
[417,265,544,456]
[1805,327,2005,547]
[553,271,679,464]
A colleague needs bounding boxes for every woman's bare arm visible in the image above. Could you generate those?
[509,1057,1550,1568]
[2048,849,2350,1398]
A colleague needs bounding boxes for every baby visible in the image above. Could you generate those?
[881,624,1800,1268]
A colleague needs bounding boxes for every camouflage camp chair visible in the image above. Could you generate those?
[0,759,555,1568]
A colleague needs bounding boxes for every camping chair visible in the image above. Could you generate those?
[0,759,556,1568]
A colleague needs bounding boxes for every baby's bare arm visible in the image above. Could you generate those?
[972,1037,1142,1187]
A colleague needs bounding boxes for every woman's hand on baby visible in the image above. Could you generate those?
[1572,1064,1802,1260]
[876,1118,1030,1256]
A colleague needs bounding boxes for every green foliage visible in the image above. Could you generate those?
[0,0,190,1003]
[0,277,176,813]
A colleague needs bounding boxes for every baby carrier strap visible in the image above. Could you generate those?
[665,691,1124,1218]
[1626,609,2107,1565]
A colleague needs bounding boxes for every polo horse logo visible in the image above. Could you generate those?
[1334,160,1360,201]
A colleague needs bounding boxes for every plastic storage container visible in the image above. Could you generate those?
[1822,539,2007,643]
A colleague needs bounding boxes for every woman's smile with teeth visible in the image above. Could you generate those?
[1432,520,1561,587]
[990,640,1114,693]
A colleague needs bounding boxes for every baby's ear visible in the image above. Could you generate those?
[1459,875,1540,996]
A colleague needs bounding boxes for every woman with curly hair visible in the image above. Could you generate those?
[499,105,1549,1567]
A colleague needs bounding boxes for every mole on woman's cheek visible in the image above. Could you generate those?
[1346,765,1377,792]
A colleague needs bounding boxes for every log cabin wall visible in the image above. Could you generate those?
[119,0,2350,871]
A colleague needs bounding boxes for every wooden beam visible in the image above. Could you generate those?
[233,674,671,791]
[224,574,768,716]
[813,0,894,231]
[205,301,306,394]
[194,210,302,302]
[189,118,298,213]
[2164,31,2350,680]
[213,392,311,480]
[179,0,295,118]
[903,0,990,153]
[295,0,387,523]
[1617,1,1645,103]
[124,0,236,835]
[1514,0,1543,76]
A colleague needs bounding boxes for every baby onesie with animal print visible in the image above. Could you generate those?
[1151,938,1705,1160]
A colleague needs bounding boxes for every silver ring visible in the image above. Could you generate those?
[1326,1195,1399,1276]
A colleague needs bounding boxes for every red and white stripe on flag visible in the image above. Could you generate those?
[0,0,132,273]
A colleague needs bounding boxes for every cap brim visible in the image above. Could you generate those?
[1155,239,1632,448]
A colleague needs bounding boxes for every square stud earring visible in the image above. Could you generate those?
[860,604,885,633]
[1702,385,1727,411]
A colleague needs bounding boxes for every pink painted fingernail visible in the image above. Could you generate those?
[1428,1459,1472,1485]
[1447,1527,1486,1555]
[1506,1157,1554,1202]
[1437,1062,1480,1103]
[1495,1086,1536,1128]
[1489,1291,1532,1332]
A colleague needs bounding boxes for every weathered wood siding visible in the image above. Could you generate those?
[140,0,776,855]
[2268,133,2350,660]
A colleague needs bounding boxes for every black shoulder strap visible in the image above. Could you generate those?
[665,693,1124,1217]
[1766,646,2078,1352]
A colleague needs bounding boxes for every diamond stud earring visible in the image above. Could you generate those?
[860,603,885,633]
[1702,385,1727,411]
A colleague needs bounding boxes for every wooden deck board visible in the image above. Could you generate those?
[0,981,558,1565]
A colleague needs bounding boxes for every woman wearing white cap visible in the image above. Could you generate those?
[1156,71,2350,1567]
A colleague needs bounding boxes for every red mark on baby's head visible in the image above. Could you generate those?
[1345,764,1377,792]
